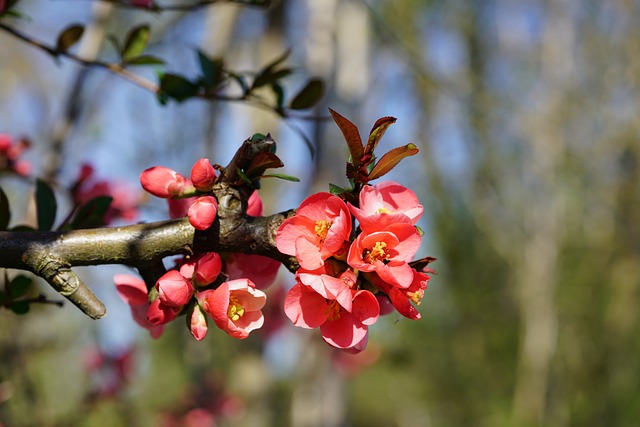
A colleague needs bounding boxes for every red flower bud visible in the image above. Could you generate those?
[190,158,217,192]
[187,196,218,230]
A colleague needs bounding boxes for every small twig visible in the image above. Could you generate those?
[100,0,272,12]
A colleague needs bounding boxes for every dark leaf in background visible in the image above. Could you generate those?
[35,179,57,231]
[125,55,164,66]
[158,73,200,102]
[289,78,324,110]
[70,196,113,229]
[197,50,224,90]
[54,24,84,54]
[122,24,151,61]
[8,275,31,300]
[0,187,10,231]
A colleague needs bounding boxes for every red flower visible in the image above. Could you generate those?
[372,270,429,320]
[276,192,352,269]
[349,181,423,232]
[147,299,181,325]
[347,223,421,288]
[199,279,267,339]
[192,252,222,288]
[225,253,280,289]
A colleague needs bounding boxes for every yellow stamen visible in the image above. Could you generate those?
[227,296,245,321]
[364,241,388,264]
[315,220,333,240]
[410,291,423,305]
[377,207,391,214]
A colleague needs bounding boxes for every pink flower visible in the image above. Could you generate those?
[225,253,280,289]
[276,192,352,269]
[199,279,267,339]
[114,274,165,338]
[349,181,423,232]
[347,223,421,288]
[188,196,218,230]
[296,267,356,312]
[189,304,209,341]
[284,283,379,349]
[191,158,217,192]
[156,270,193,307]
[139,166,196,198]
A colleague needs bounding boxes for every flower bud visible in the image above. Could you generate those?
[190,158,217,192]
[156,270,193,307]
[139,166,195,198]
[187,196,218,230]
[193,252,222,288]
[189,304,208,341]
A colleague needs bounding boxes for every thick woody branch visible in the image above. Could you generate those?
[0,135,299,319]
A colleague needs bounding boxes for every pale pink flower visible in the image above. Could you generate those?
[199,279,267,339]
[276,192,352,269]
[349,181,423,232]
[347,223,421,288]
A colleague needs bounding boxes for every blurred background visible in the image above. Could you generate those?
[1,1,639,426]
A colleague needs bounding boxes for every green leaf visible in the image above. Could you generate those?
[260,173,300,182]
[251,49,291,89]
[329,108,363,167]
[197,51,223,90]
[368,143,419,181]
[8,275,32,300]
[329,183,350,196]
[35,179,57,231]
[122,24,151,61]
[289,78,324,110]
[0,187,10,231]
[9,300,30,315]
[158,73,200,102]
[271,82,286,115]
[365,116,397,156]
[253,68,293,90]
[55,24,85,54]
[125,55,164,66]
[236,168,255,186]
[70,196,113,229]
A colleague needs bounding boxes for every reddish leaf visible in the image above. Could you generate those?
[368,143,419,180]
[329,108,363,167]
[245,152,284,178]
[365,116,397,156]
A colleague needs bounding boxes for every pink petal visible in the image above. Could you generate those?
[114,274,148,306]
[284,283,329,329]
[320,310,367,349]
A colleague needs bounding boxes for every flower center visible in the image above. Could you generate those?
[377,207,391,214]
[409,290,424,305]
[325,300,341,321]
[227,296,245,321]
[315,220,333,240]
[363,241,388,264]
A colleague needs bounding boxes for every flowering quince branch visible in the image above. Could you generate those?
[0,135,295,321]
[0,112,436,354]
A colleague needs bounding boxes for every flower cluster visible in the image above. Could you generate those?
[139,158,218,230]
[277,181,430,352]
[116,158,280,340]
[0,133,31,176]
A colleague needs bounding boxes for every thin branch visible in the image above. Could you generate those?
[100,0,272,12]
